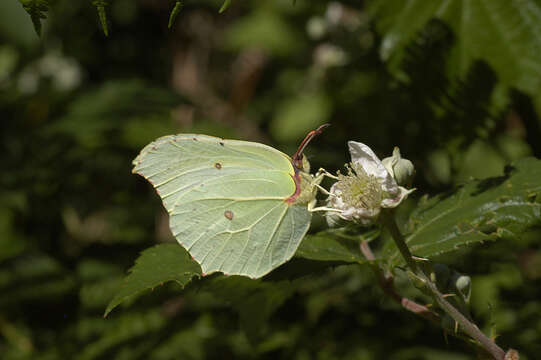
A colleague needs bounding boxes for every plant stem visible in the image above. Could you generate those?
[380,214,419,274]
[381,211,506,360]
[360,241,440,324]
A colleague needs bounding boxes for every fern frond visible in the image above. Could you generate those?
[440,61,498,144]
[91,0,109,36]
[168,1,183,29]
[19,0,50,36]
[396,20,501,151]
[219,0,231,13]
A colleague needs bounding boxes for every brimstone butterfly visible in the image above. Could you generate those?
[133,125,328,278]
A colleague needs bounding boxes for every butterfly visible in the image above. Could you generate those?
[133,125,329,278]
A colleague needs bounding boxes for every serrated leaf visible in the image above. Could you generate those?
[296,228,379,263]
[104,244,202,316]
[383,157,541,266]
[219,0,231,14]
[92,0,109,36]
[368,0,541,109]
[19,0,49,36]
[78,260,124,309]
[168,1,183,29]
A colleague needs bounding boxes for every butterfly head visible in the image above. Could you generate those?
[293,154,310,174]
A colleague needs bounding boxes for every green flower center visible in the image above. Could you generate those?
[335,163,383,210]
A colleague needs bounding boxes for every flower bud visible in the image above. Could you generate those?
[454,275,472,303]
[382,147,415,187]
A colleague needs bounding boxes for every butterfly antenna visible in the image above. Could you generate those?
[292,123,330,169]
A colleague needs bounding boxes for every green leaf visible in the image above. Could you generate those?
[384,157,541,266]
[78,260,124,309]
[91,0,109,36]
[168,1,183,29]
[104,244,202,317]
[296,228,379,263]
[368,0,541,110]
[219,0,231,14]
[18,0,49,36]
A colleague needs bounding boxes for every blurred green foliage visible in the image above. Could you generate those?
[1,0,540,359]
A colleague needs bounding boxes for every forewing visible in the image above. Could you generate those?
[133,134,312,278]
[133,134,294,211]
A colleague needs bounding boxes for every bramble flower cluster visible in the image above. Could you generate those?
[326,141,414,226]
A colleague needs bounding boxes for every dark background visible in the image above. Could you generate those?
[1,0,540,359]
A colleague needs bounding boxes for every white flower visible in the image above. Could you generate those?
[326,141,414,226]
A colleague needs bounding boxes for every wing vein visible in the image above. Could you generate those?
[255,204,289,275]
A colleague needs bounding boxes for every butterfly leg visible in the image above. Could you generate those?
[315,183,333,196]
[304,169,341,212]
[316,167,339,180]
[310,169,337,196]
[307,201,343,213]
[309,206,343,213]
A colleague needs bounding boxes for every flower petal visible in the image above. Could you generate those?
[381,186,415,208]
[327,183,344,207]
[341,206,380,225]
[348,141,398,194]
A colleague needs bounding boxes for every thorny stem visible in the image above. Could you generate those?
[380,211,507,360]
[360,241,440,324]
